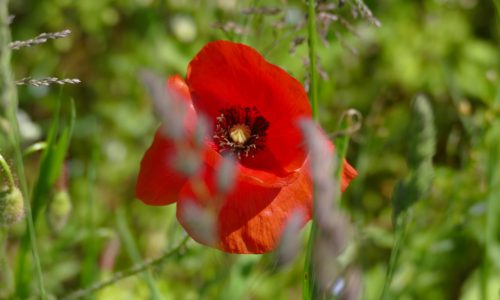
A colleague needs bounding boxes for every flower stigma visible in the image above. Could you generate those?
[229,124,251,145]
[213,106,269,159]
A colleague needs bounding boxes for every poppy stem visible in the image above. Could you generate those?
[303,1,321,299]
[307,0,319,120]
[0,1,46,299]
[303,221,319,300]
[61,236,189,300]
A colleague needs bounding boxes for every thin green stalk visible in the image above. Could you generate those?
[80,146,98,296]
[380,213,409,300]
[62,236,189,300]
[303,1,320,299]
[16,98,74,298]
[116,207,163,300]
[0,1,46,299]
[0,153,14,189]
[334,110,362,180]
[380,96,435,299]
[307,0,319,119]
[302,222,319,300]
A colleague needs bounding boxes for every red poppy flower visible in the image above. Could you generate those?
[136,40,357,254]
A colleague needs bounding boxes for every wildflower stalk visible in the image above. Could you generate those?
[380,95,435,299]
[379,211,409,300]
[15,76,81,87]
[0,1,46,299]
[116,207,163,300]
[62,236,189,300]
[334,110,362,180]
[303,220,319,300]
[81,146,99,292]
[9,29,71,50]
[307,0,319,119]
[303,1,321,299]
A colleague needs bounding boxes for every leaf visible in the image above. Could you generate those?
[31,98,75,222]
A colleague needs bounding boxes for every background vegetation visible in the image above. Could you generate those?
[1,0,499,299]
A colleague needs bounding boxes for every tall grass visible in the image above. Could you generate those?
[1,2,46,298]
[380,95,436,299]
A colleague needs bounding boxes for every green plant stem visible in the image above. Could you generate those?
[303,1,320,299]
[334,111,359,181]
[0,153,14,189]
[80,146,98,296]
[0,1,46,299]
[61,236,189,300]
[380,213,409,300]
[117,207,163,300]
[303,222,319,300]
[307,0,319,119]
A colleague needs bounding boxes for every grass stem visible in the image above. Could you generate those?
[116,207,163,300]
[62,236,189,300]
[0,1,46,298]
[380,213,409,300]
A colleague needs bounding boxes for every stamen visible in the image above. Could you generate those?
[213,106,269,159]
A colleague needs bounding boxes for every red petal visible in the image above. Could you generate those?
[167,75,190,101]
[135,131,187,205]
[177,165,313,254]
[341,159,357,192]
[186,40,311,177]
[136,76,195,205]
[166,75,197,132]
[203,142,300,188]
[176,152,356,253]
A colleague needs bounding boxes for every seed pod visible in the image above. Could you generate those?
[408,95,436,171]
[46,190,72,233]
[0,187,24,227]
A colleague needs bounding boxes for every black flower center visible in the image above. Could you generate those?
[213,106,269,159]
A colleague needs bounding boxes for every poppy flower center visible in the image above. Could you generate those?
[213,106,269,159]
[229,124,251,145]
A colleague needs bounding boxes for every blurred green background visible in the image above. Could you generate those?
[2,0,500,299]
